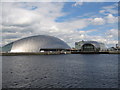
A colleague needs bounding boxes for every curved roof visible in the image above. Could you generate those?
[3,35,70,52]
[84,41,100,47]
[81,41,102,48]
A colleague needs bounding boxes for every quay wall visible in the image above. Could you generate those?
[0,51,120,56]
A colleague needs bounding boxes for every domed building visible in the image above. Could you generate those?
[75,40,106,52]
[2,35,70,52]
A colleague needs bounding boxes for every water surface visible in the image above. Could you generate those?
[2,54,118,88]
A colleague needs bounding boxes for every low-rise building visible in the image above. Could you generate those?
[75,40,106,52]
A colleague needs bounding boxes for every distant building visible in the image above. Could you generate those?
[116,44,120,51]
[108,44,120,51]
[75,40,106,52]
[108,47,117,51]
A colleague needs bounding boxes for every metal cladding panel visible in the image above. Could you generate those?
[10,35,70,52]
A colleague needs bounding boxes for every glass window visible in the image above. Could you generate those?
[82,44,95,51]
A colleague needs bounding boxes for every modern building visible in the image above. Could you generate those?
[108,44,120,51]
[75,40,106,52]
[2,35,71,52]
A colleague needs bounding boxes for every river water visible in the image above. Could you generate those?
[2,54,118,88]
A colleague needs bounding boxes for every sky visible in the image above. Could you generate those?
[1,2,118,48]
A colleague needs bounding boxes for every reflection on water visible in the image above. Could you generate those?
[2,54,118,88]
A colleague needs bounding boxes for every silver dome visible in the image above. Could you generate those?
[3,35,70,52]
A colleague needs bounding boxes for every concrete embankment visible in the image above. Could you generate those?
[0,52,71,56]
[0,51,120,56]
[71,51,120,54]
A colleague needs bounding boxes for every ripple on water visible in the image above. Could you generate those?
[2,54,118,88]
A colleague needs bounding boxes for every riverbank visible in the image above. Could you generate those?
[0,51,120,56]
[71,51,120,54]
[0,52,70,56]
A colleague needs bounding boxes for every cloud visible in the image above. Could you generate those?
[1,0,120,2]
[105,14,118,23]
[1,2,118,48]
[91,18,105,25]
[2,2,90,47]
[106,29,118,38]
[89,14,117,25]
[72,2,83,7]
[1,3,58,43]
[99,3,118,15]
[72,0,119,7]
[103,29,118,47]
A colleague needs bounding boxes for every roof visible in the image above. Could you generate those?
[3,35,71,52]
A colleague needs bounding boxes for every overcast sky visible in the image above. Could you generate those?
[1,2,118,48]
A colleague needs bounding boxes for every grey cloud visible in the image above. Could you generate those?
[1,2,118,47]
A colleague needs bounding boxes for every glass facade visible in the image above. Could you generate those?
[81,44,95,51]
[75,41,105,51]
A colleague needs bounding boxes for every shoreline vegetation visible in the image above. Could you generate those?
[0,51,120,56]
